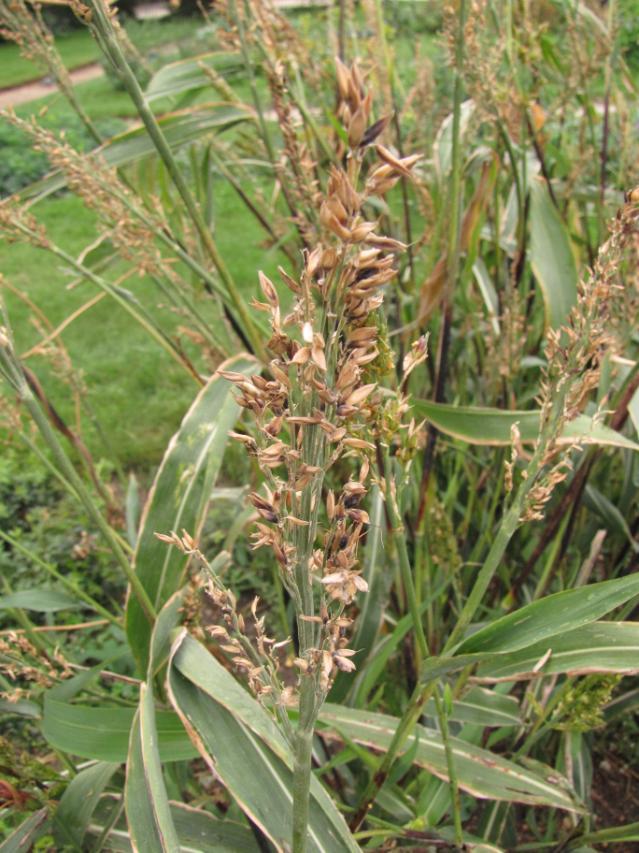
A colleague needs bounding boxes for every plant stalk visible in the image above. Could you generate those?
[0,334,156,625]
[88,0,266,362]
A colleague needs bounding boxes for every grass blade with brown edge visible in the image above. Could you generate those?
[167,631,359,853]
[318,704,582,812]
[125,590,187,852]
[125,354,258,672]
[413,400,639,451]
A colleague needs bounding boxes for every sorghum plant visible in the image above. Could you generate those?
[218,59,421,849]
[3,1,639,851]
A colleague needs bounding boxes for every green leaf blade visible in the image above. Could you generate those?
[455,575,639,656]
[319,704,582,811]
[125,685,180,853]
[53,762,119,850]
[126,354,257,671]
[476,622,639,681]
[167,632,359,852]
[529,177,578,328]
[413,401,639,451]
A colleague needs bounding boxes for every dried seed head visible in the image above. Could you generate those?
[258,271,279,306]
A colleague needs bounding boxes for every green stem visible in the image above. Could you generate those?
[0,339,156,625]
[88,0,266,363]
[382,448,428,668]
[434,689,462,846]
[292,676,316,853]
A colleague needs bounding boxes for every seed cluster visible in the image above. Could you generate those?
[221,60,420,697]
[521,198,639,522]
[2,113,168,279]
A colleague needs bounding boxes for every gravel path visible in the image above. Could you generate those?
[0,62,104,110]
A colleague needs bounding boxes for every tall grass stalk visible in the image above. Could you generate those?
[0,318,156,624]
[87,0,267,362]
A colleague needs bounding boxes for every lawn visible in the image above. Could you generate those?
[0,178,276,469]
[0,13,277,470]
[0,16,206,89]
[0,29,100,89]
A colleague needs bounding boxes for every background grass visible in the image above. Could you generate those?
[0,16,205,88]
[0,14,272,468]
[0,29,100,89]
[0,181,272,467]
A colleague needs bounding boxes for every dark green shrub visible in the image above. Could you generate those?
[618,0,639,68]
[0,112,123,197]
[0,450,124,614]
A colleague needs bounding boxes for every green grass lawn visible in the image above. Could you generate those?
[0,29,100,89]
[0,182,276,470]
[0,7,438,472]
[0,16,205,89]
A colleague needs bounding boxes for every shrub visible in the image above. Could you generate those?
[0,112,123,197]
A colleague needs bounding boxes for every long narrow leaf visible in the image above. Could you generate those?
[86,801,260,852]
[425,687,521,728]
[125,590,187,851]
[455,575,639,655]
[413,400,639,451]
[168,631,359,852]
[318,705,582,811]
[0,588,83,612]
[42,698,196,762]
[54,762,119,850]
[529,176,578,328]
[126,354,258,670]
[330,487,388,702]
[146,52,245,101]
[0,810,49,853]
[125,685,180,852]
[21,103,254,201]
[475,622,639,681]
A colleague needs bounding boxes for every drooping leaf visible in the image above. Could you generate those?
[126,354,258,671]
[85,801,260,852]
[413,399,639,451]
[455,575,639,656]
[475,622,639,681]
[529,176,578,328]
[167,631,359,852]
[22,103,254,201]
[146,52,245,102]
[318,705,582,811]
[0,588,83,612]
[54,762,119,850]
[42,698,195,763]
